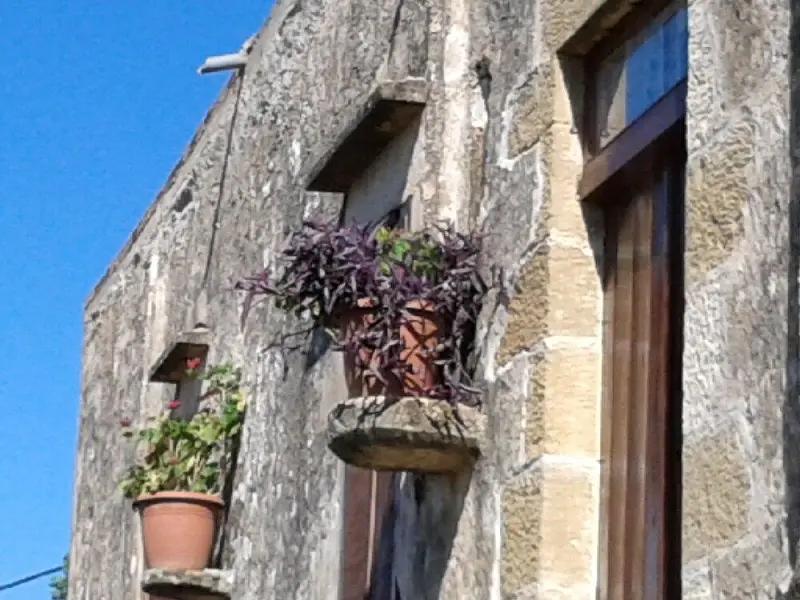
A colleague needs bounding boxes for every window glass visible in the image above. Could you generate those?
[594,5,688,149]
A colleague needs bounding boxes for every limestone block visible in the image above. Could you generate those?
[526,341,602,460]
[508,63,556,159]
[501,459,599,598]
[326,396,487,473]
[499,245,550,363]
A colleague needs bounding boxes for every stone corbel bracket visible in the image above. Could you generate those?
[142,568,233,600]
[305,78,429,193]
[149,327,211,384]
[326,396,487,473]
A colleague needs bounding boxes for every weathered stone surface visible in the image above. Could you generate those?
[70,0,799,598]
[501,459,598,599]
[681,0,794,597]
[142,568,233,600]
[685,118,754,281]
[682,431,751,562]
[326,396,487,473]
[708,534,792,599]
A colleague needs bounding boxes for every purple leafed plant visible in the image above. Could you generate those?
[236,220,488,407]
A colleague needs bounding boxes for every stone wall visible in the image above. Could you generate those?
[69,0,799,599]
[681,0,796,596]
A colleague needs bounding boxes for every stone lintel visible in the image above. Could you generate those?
[306,79,428,193]
[148,327,211,384]
[141,568,233,600]
[326,396,487,473]
[560,0,658,55]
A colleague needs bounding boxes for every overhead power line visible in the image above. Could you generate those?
[0,566,62,592]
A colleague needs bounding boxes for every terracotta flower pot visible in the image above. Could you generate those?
[338,299,446,397]
[134,491,224,570]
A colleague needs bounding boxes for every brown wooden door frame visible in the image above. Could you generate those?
[340,467,395,600]
[592,128,684,600]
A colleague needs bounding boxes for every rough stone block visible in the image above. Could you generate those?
[682,561,713,600]
[709,533,790,598]
[682,431,751,562]
[326,396,487,473]
[685,119,754,281]
[141,568,233,600]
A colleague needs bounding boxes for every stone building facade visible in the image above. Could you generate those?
[69,0,800,598]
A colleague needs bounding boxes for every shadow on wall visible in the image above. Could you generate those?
[786,0,800,580]
[390,471,471,599]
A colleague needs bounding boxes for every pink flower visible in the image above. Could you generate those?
[168,401,181,410]
[119,417,132,427]
[186,358,202,370]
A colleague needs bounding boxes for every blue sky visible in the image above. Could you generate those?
[0,2,272,597]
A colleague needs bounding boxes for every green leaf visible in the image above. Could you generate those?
[391,240,411,262]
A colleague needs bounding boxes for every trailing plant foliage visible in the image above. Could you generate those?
[237,220,487,406]
[49,554,68,600]
[119,362,246,499]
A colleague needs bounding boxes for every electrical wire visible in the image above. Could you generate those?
[0,566,62,592]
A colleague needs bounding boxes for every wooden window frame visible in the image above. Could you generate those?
[577,2,686,599]
[579,79,686,200]
[579,0,687,201]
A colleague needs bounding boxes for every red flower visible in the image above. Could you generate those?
[186,358,202,370]
[168,401,181,410]
[119,417,132,427]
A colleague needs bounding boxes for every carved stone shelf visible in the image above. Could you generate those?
[326,396,487,473]
[141,568,232,600]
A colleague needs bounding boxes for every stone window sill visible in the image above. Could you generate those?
[326,395,487,473]
[141,568,233,600]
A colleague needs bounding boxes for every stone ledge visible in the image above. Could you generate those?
[141,568,233,600]
[326,396,487,473]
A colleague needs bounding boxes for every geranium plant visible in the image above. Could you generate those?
[119,361,246,499]
[237,220,487,406]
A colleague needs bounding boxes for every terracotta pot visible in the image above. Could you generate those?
[338,299,446,397]
[134,491,224,570]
